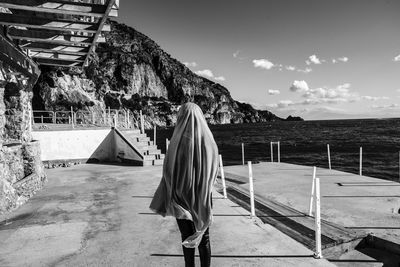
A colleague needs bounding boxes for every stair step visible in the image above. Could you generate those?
[142,149,161,155]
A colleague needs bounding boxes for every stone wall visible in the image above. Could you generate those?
[0,61,46,213]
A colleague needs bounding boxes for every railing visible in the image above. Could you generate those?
[29,108,141,130]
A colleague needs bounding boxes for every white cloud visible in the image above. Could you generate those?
[195,69,213,78]
[372,103,399,109]
[233,50,240,58]
[362,96,389,101]
[332,57,349,63]
[393,55,400,62]
[286,65,296,71]
[268,89,280,95]
[306,54,322,65]
[253,59,274,70]
[195,69,225,82]
[183,62,197,67]
[297,67,312,73]
[290,80,309,92]
[290,81,358,104]
[214,76,226,81]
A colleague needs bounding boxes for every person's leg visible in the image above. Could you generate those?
[198,227,211,267]
[176,219,196,267]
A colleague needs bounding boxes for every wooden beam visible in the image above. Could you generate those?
[0,30,40,79]
[34,57,83,67]
[83,0,115,66]
[27,47,88,56]
[19,42,90,52]
[0,0,118,18]
[9,28,93,45]
[30,51,86,61]
[0,13,110,33]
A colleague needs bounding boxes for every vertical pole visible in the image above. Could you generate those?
[115,112,118,128]
[103,110,106,126]
[40,115,43,124]
[270,142,273,162]
[219,155,227,199]
[314,177,322,259]
[70,107,74,128]
[242,143,245,165]
[140,110,144,134]
[398,151,400,182]
[308,166,316,216]
[248,161,256,218]
[278,141,281,163]
[153,124,156,145]
[327,144,331,170]
[108,107,111,126]
[92,111,95,125]
[166,138,169,153]
[53,112,56,124]
[359,147,362,176]
[127,111,130,128]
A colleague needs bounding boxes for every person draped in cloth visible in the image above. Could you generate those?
[150,102,219,267]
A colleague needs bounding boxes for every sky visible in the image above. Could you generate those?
[115,0,400,120]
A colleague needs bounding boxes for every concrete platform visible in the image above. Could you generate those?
[0,164,335,267]
[222,162,400,259]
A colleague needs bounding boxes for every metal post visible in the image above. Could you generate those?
[52,111,56,124]
[153,124,156,145]
[219,155,227,199]
[308,166,316,216]
[70,107,74,128]
[166,138,169,153]
[327,144,331,170]
[40,115,43,124]
[92,111,95,125]
[115,112,118,128]
[108,107,111,126]
[248,161,256,218]
[270,142,273,162]
[127,111,130,128]
[277,141,281,163]
[241,143,245,165]
[140,110,144,134]
[359,147,362,176]
[399,152,400,182]
[124,111,127,128]
[314,177,323,259]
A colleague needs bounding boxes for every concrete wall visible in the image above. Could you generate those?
[32,129,113,161]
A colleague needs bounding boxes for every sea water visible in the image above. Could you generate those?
[153,118,400,181]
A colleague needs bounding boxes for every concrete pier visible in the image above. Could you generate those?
[221,162,400,261]
[0,164,335,267]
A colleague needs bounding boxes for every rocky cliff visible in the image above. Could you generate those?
[33,20,285,127]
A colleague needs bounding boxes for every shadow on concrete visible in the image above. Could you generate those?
[323,195,400,198]
[346,227,400,230]
[150,254,315,258]
[337,183,400,187]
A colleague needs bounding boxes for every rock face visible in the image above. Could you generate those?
[0,58,47,213]
[33,20,284,127]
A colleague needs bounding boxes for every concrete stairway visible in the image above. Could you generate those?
[120,129,165,166]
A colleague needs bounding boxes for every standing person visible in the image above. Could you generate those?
[150,103,219,267]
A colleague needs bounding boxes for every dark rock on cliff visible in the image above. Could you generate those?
[33,20,292,127]
[286,115,304,121]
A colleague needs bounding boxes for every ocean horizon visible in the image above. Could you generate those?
[153,118,400,182]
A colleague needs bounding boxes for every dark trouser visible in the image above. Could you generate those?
[176,219,211,267]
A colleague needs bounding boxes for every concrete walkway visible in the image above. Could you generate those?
[0,164,335,267]
[223,162,400,245]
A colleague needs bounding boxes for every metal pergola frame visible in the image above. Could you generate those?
[0,0,119,78]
